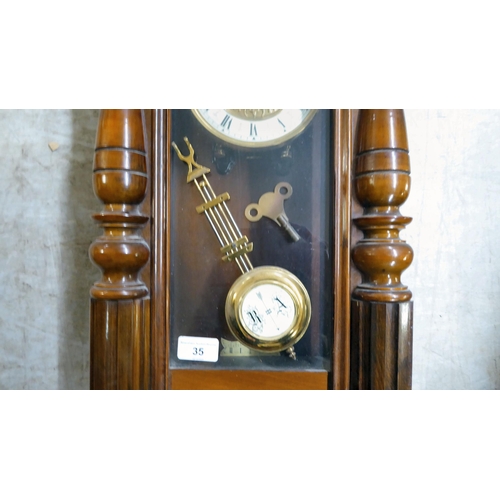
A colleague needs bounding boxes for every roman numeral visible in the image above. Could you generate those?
[274,297,287,308]
[249,123,258,138]
[248,310,262,323]
[221,114,232,130]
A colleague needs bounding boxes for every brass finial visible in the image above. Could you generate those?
[172,137,211,183]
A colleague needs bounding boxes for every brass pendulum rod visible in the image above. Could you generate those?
[172,137,253,275]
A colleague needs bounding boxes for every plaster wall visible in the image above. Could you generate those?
[405,110,500,389]
[0,110,99,389]
[0,109,498,389]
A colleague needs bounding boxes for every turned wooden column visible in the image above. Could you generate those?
[350,110,413,390]
[89,110,150,390]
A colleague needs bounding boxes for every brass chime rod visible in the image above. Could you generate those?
[193,175,253,274]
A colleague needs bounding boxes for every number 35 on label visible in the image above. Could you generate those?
[177,336,220,363]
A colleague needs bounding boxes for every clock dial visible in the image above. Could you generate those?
[192,109,316,148]
[241,283,296,340]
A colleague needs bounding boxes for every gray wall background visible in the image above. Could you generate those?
[0,109,498,389]
[0,110,99,389]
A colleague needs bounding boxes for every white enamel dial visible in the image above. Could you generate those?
[192,109,316,148]
[241,283,296,340]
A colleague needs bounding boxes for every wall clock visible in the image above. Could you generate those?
[89,109,414,390]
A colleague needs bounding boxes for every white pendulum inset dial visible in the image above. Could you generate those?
[241,283,296,339]
[226,266,311,354]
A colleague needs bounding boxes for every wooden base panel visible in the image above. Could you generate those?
[169,369,328,390]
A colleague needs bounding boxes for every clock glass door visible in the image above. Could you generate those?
[168,109,333,381]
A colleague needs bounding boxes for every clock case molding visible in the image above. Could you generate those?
[89,109,413,390]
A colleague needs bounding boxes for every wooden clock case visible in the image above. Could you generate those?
[89,109,413,390]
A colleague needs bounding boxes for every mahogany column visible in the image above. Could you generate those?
[89,110,150,389]
[350,110,413,390]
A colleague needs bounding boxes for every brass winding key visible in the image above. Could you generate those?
[245,182,301,242]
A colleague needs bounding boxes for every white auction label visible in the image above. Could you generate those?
[177,336,219,363]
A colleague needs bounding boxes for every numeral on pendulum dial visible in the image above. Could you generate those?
[172,137,311,359]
